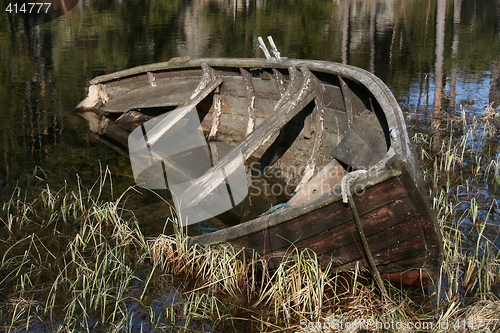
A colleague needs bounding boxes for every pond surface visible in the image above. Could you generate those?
[1,0,499,235]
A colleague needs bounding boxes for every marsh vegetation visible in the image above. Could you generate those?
[1,105,499,332]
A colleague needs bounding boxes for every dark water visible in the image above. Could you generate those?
[1,0,499,234]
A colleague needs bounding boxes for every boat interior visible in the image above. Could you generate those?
[81,63,395,225]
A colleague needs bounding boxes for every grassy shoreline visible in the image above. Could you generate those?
[1,107,499,332]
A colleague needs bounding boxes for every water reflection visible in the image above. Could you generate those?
[341,0,350,64]
[434,0,446,115]
[1,0,499,211]
[449,0,462,106]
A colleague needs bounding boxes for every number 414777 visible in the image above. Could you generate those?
[6,3,52,14]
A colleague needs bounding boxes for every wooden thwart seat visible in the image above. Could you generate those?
[330,110,388,170]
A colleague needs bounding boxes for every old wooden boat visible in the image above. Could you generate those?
[75,56,443,285]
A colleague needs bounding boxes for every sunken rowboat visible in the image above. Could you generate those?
[75,56,443,285]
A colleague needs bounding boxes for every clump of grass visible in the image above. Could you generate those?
[0,168,173,332]
[147,226,415,331]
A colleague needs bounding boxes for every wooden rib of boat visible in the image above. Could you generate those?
[75,56,443,285]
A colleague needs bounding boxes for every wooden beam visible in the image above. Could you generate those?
[186,63,222,104]
[143,63,222,146]
[208,94,222,140]
[189,68,222,105]
[275,66,302,110]
[303,114,312,138]
[115,110,151,132]
[75,84,109,110]
[273,68,286,96]
[147,71,157,87]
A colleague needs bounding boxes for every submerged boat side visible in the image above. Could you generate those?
[75,57,444,284]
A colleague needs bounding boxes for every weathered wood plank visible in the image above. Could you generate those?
[265,215,426,274]
[200,112,213,132]
[330,109,388,169]
[323,107,348,142]
[283,197,417,257]
[288,159,346,206]
[322,84,345,111]
[220,94,277,118]
[380,268,435,286]
[142,64,223,146]
[240,68,257,136]
[394,161,444,268]
[187,63,221,102]
[75,84,109,110]
[273,68,286,96]
[275,66,302,110]
[217,113,247,144]
[115,110,151,131]
[219,75,281,99]
[99,78,200,113]
[303,114,312,139]
[147,72,157,87]
[102,69,202,93]
[323,233,427,273]
[208,94,223,140]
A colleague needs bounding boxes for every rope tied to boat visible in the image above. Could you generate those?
[341,169,389,300]
[341,170,368,203]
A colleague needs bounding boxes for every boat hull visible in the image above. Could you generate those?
[75,57,443,285]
